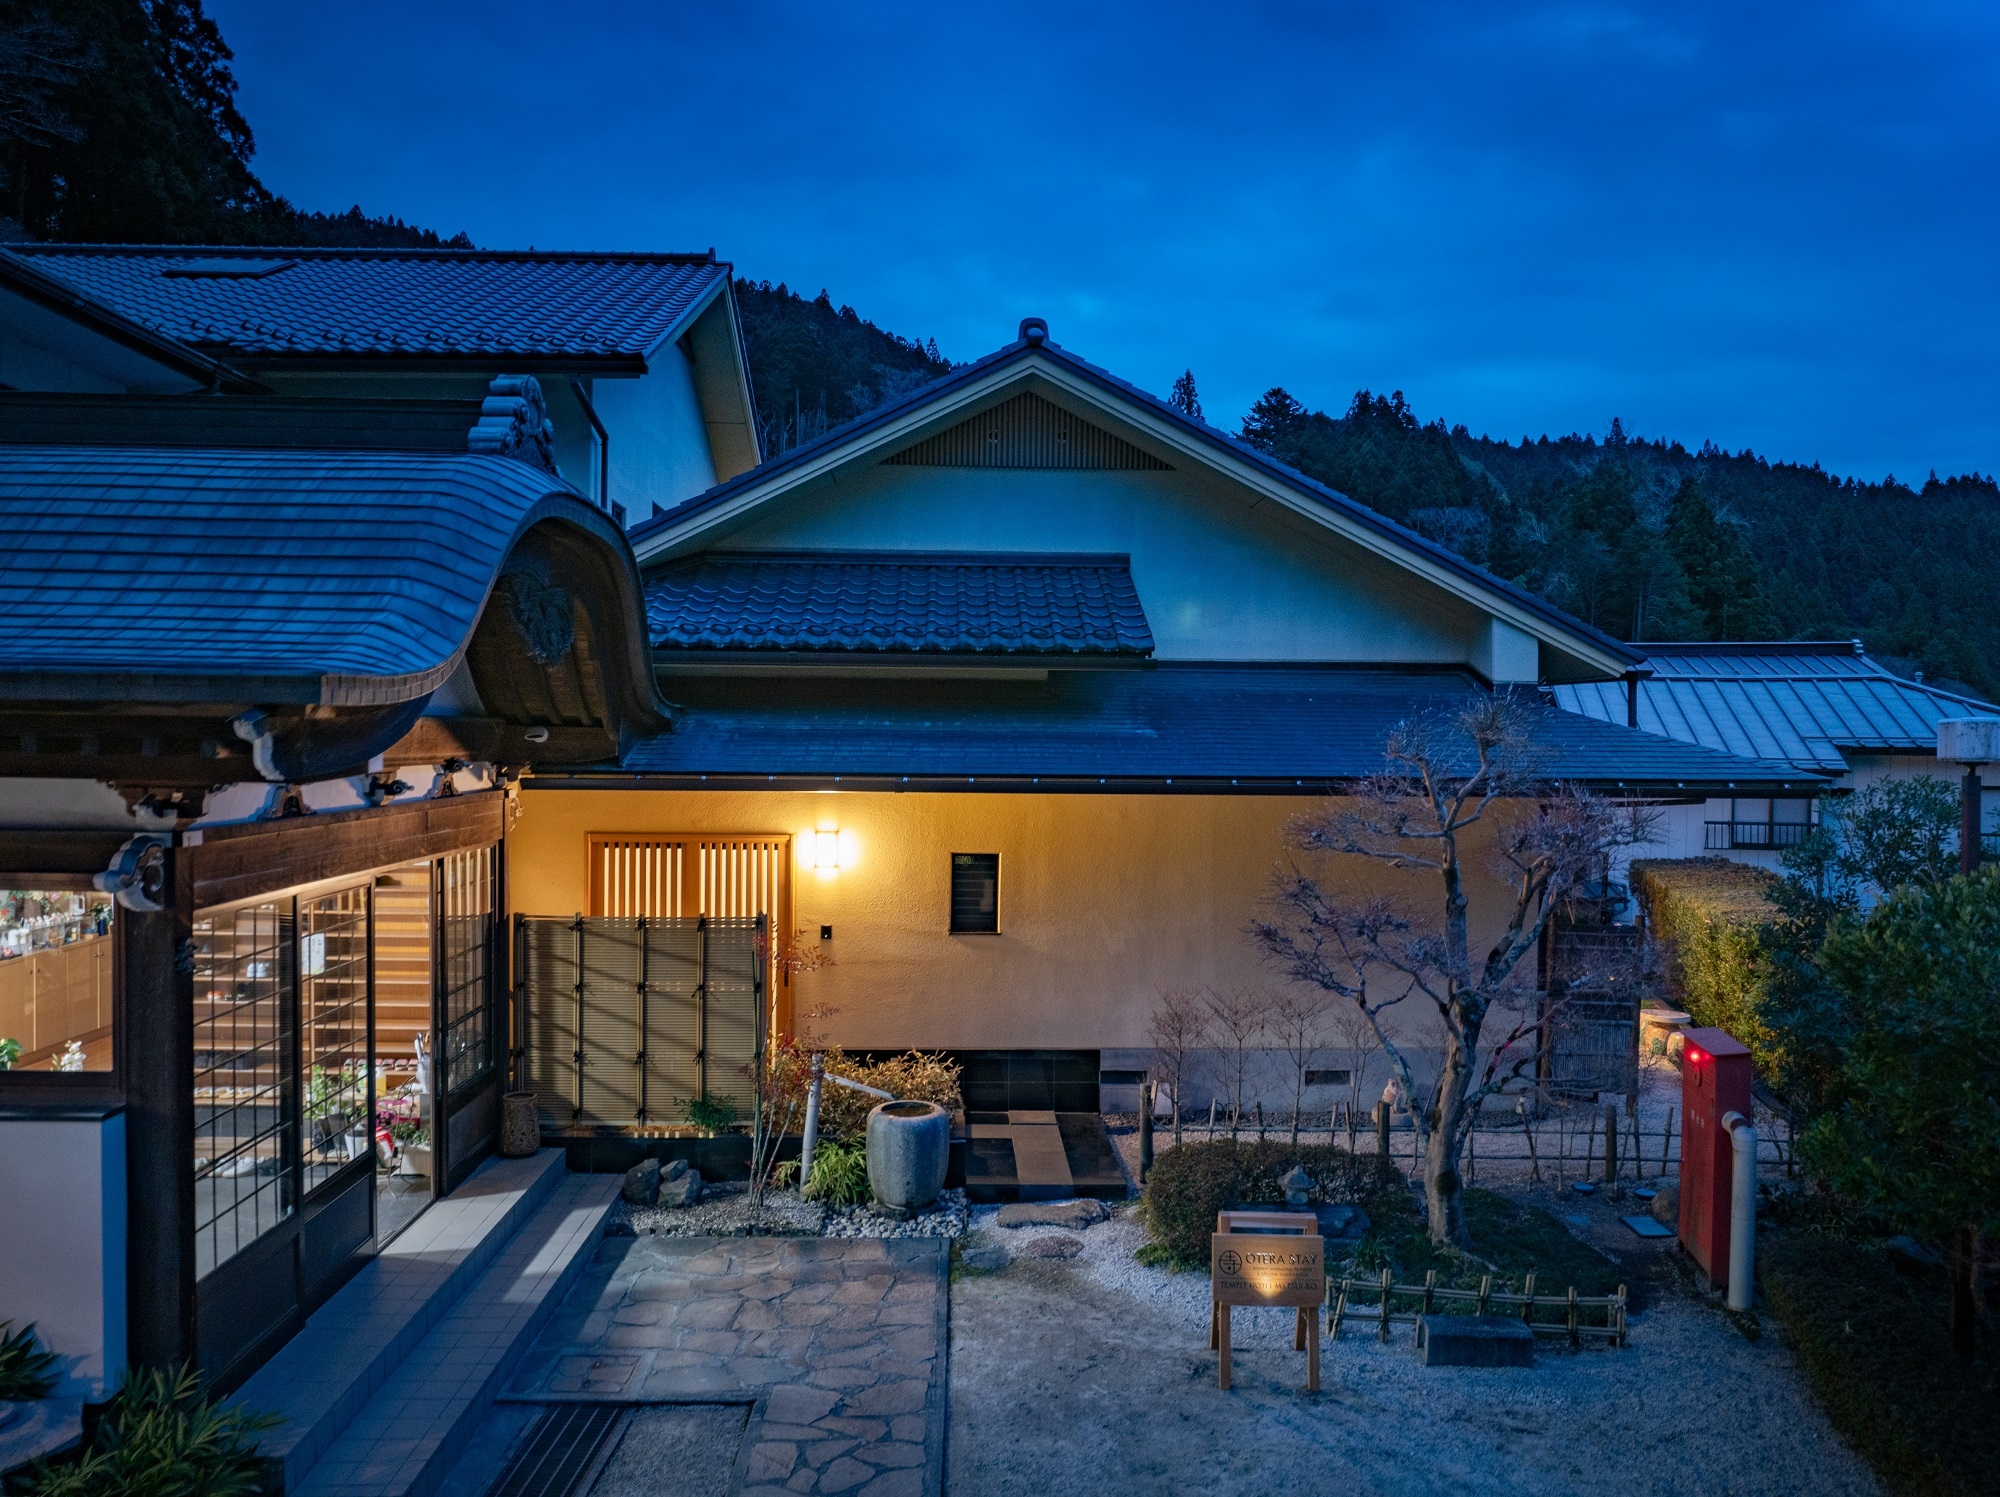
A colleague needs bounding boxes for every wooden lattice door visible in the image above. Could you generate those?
[585,834,793,1036]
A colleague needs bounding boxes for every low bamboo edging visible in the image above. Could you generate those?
[1328,1268,1629,1347]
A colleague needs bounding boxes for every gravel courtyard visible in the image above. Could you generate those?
[947,1208,1880,1497]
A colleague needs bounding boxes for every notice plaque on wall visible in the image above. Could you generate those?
[1210,1232,1325,1307]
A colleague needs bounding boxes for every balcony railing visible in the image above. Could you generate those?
[1704,821,1811,851]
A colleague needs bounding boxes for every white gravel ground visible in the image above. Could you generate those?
[953,1205,1882,1497]
[609,1183,968,1239]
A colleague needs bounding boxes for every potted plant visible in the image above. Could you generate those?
[392,1122,431,1177]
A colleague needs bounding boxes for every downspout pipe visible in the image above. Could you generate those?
[797,1057,894,1191]
[568,376,611,516]
[1722,1110,1757,1311]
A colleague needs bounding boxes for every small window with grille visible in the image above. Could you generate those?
[950,853,1000,934]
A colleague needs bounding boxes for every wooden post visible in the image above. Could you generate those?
[1375,1100,1390,1159]
[1217,1302,1232,1389]
[1477,1273,1492,1317]
[1603,1102,1618,1186]
[1307,1307,1320,1392]
[1567,1286,1580,1347]
[1294,1306,1308,1351]
[1662,1107,1675,1178]
[1139,1082,1154,1182]
[1209,1297,1218,1350]
[1521,1271,1537,1325]
[1584,1112,1598,1178]
[1330,1279,1349,1338]
[1378,1267,1393,1342]
[1616,1284,1629,1347]
[1421,1268,1436,1316]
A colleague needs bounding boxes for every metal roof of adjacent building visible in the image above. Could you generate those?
[11,245,730,363]
[578,665,1816,790]
[1552,641,2000,773]
[0,445,630,705]
[645,550,1156,657]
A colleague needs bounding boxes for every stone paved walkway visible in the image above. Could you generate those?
[502,1235,948,1497]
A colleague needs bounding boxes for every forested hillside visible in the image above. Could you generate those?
[0,0,467,246]
[733,281,950,456]
[1237,387,2000,697]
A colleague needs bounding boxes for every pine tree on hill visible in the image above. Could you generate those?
[1665,476,1772,640]
[1169,369,1202,420]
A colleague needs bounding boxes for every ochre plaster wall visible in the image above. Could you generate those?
[510,787,1530,1054]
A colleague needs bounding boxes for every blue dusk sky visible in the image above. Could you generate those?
[209,1,1998,482]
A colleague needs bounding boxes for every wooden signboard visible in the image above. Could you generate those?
[1210,1218,1324,1391]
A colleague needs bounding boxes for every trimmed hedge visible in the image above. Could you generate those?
[1762,1232,2000,1497]
[1141,1140,1407,1268]
[1631,857,1787,1070]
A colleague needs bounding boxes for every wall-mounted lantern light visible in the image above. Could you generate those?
[813,829,841,871]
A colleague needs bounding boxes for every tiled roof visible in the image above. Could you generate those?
[1552,642,2000,772]
[645,551,1155,656]
[12,245,729,362]
[593,665,1817,789]
[0,446,627,704]
[627,331,1644,676]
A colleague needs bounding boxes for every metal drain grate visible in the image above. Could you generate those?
[488,1405,629,1497]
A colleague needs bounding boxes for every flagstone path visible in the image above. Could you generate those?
[501,1235,948,1496]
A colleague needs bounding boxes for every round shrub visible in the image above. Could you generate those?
[1141,1140,1406,1268]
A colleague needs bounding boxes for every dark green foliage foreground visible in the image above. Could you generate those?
[1761,1233,2000,1497]
[1141,1140,1615,1302]
[19,1366,278,1497]
[0,1322,58,1401]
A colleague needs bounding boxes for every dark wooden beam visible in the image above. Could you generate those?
[124,865,196,1372]
[183,792,504,910]
[380,716,619,768]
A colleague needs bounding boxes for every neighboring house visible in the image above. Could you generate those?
[504,319,1821,1122]
[7,243,762,519]
[1553,641,2000,871]
[0,253,688,1398]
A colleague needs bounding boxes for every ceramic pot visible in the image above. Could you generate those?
[865,1100,950,1209]
[501,1092,541,1157]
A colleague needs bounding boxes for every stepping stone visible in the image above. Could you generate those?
[995,1199,1107,1230]
[1018,1234,1083,1260]
[1621,1214,1674,1239]
[1416,1315,1535,1368]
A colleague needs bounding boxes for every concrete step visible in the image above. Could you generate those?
[291,1170,618,1497]
[234,1150,568,1492]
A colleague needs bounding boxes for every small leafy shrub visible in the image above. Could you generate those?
[0,1322,58,1401]
[0,1037,21,1070]
[802,1138,870,1206]
[1141,1140,1406,1268]
[680,1095,740,1132]
[766,1045,962,1142]
[24,1365,278,1497]
[1762,1232,2000,1497]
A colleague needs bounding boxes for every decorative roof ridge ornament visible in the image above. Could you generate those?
[94,833,170,912]
[469,374,561,476]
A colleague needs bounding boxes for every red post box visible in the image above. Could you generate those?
[1679,1027,1752,1287]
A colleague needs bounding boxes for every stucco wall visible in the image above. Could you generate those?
[713,462,1493,668]
[0,1112,126,1398]
[510,787,1534,1056]
[590,348,719,516]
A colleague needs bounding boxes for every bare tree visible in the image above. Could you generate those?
[1249,694,1654,1246]
[1147,988,1207,1146]
[1203,987,1272,1139]
[1269,987,1334,1145]
[1329,1001,1382,1152]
